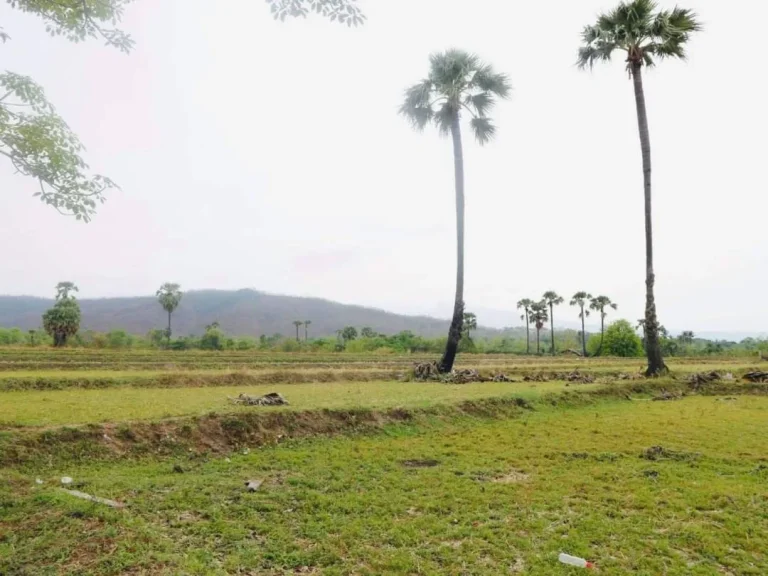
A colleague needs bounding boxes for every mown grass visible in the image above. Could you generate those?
[1,395,766,575]
[0,380,579,427]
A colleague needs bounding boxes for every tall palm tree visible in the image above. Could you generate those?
[542,291,564,356]
[577,0,701,375]
[304,320,311,342]
[400,49,511,373]
[589,296,618,356]
[293,320,303,342]
[517,298,534,354]
[570,291,593,357]
[529,301,549,355]
[156,283,182,346]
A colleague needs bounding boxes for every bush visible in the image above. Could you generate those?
[592,320,643,357]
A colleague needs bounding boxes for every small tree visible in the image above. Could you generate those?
[361,326,376,339]
[293,320,303,342]
[542,292,564,356]
[42,282,81,347]
[589,296,618,356]
[570,292,593,357]
[200,323,225,350]
[600,320,643,357]
[517,298,534,354]
[304,320,312,341]
[529,301,549,355]
[341,326,358,343]
[156,283,182,347]
[462,312,478,340]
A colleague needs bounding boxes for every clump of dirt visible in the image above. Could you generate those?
[688,371,722,389]
[401,459,440,468]
[522,373,549,383]
[640,445,700,462]
[229,392,289,407]
[562,371,595,384]
[743,371,768,383]
[411,363,513,384]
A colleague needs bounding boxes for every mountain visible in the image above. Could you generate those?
[0,289,511,339]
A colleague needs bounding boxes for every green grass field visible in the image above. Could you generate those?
[0,350,766,575]
[0,379,576,427]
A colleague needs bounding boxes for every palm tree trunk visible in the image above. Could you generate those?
[580,307,587,358]
[295,325,299,342]
[525,312,530,355]
[597,314,605,357]
[536,328,540,355]
[167,310,172,347]
[549,304,556,356]
[304,325,308,342]
[439,111,465,373]
[632,63,666,376]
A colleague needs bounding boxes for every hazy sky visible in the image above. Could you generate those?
[1,0,766,332]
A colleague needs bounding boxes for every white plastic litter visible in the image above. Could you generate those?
[559,553,594,569]
[35,479,43,485]
[60,477,73,485]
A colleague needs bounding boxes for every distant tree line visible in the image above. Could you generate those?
[6,282,761,358]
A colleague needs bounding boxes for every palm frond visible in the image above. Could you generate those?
[616,0,657,31]
[434,102,455,137]
[645,40,685,61]
[465,92,495,117]
[428,49,479,99]
[470,116,496,145]
[577,25,619,69]
[469,65,511,98]
[668,7,702,33]
[399,80,434,131]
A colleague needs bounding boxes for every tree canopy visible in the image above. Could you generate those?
[400,49,511,145]
[577,0,702,71]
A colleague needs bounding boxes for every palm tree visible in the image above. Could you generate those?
[570,292,593,357]
[542,291,564,356]
[517,298,534,354]
[577,0,700,375]
[293,320,303,342]
[303,320,311,342]
[529,301,549,355]
[400,49,511,373]
[156,283,182,346]
[589,296,618,356]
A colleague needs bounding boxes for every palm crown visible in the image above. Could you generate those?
[517,298,534,321]
[577,0,701,70]
[400,49,511,145]
[156,283,182,314]
[590,296,618,319]
[529,301,549,329]
[543,291,564,307]
[570,292,593,319]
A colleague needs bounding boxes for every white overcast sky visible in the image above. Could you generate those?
[1,0,766,332]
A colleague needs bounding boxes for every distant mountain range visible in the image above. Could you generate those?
[0,290,521,339]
